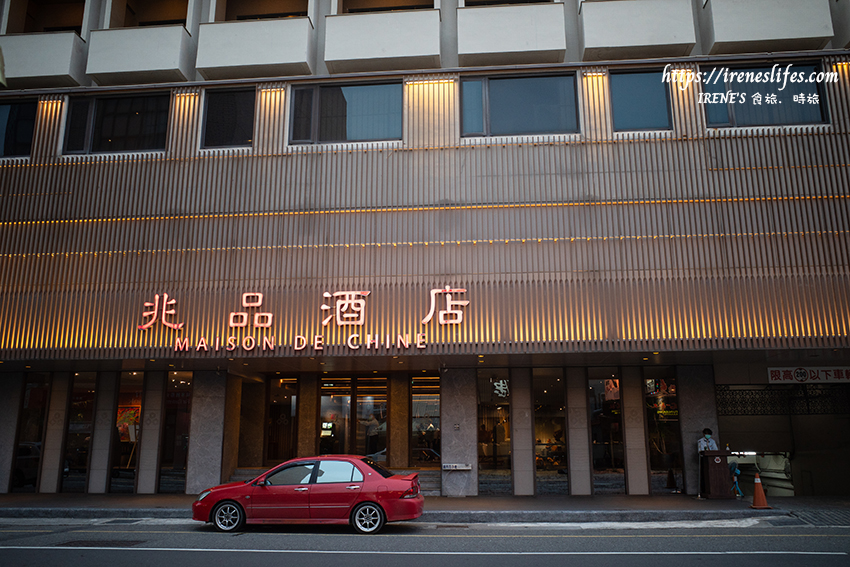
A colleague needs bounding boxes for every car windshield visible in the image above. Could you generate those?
[360,457,394,479]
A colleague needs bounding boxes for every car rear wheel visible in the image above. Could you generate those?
[212,501,245,532]
[351,502,385,534]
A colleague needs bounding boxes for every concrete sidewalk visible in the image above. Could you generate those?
[1,492,848,524]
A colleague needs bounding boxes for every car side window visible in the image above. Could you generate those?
[266,463,314,486]
[315,460,363,484]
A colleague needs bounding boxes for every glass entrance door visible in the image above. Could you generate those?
[319,376,387,459]
[478,369,512,495]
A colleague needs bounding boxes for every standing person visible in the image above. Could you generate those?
[697,428,718,452]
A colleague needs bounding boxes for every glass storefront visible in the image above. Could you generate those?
[589,368,625,494]
[319,376,387,459]
[411,375,440,467]
[267,377,298,464]
[533,368,568,494]
[11,373,51,493]
[159,372,192,494]
[62,372,97,493]
[110,371,144,493]
[478,369,512,495]
[644,367,683,494]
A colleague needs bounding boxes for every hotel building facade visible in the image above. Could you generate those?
[1,0,849,498]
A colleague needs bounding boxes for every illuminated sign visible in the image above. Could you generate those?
[137,286,470,354]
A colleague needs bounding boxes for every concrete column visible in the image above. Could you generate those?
[297,374,318,457]
[388,373,410,469]
[88,372,119,493]
[39,372,70,493]
[440,367,478,496]
[566,367,592,495]
[621,367,650,495]
[510,368,535,496]
[186,371,227,494]
[137,372,165,494]
[238,382,265,467]
[677,366,718,496]
[0,373,24,493]
[220,375,242,484]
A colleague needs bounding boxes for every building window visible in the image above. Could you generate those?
[64,94,171,154]
[461,75,579,137]
[290,83,403,145]
[0,101,38,157]
[609,70,672,131]
[701,63,828,127]
[203,88,255,148]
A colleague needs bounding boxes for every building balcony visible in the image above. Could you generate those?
[86,25,196,85]
[832,0,850,49]
[698,0,834,55]
[579,0,695,61]
[196,17,315,80]
[324,10,441,73]
[457,3,566,67]
[0,31,88,88]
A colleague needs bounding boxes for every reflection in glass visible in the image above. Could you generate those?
[355,377,386,458]
[610,71,671,131]
[267,377,298,463]
[645,367,683,494]
[533,368,568,494]
[478,369,512,495]
[159,372,193,494]
[489,75,578,136]
[319,84,402,143]
[110,372,144,493]
[11,373,51,492]
[411,376,441,467]
[589,368,625,494]
[62,373,97,493]
[320,378,352,455]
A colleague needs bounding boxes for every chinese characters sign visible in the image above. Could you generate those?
[768,367,850,384]
[137,286,471,354]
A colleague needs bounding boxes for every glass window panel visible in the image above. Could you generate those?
[316,460,357,483]
[460,79,484,136]
[478,369,511,495]
[203,89,255,148]
[267,378,297,463]
[533,368,568,495]
[12,373,51,492]
[489,75,578,135]
[159,372,193,494]
[320,378,351,455]
[589,368,625,494]
[411,376,440,466]
[290,87,314,142]
[644,367,683,494]
[355,377,386,458]
[267,463,314,485]
[610,71,671,131]
[92,94,170,153]
[64,98,91,153]
[0,101,37,157]
[62,372,97,493]
[318,84,402,142]
[110,371,144,493]
[701,69,731,126]
[732,65,825,126]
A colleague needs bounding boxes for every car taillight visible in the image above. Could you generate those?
[401,482,420,499]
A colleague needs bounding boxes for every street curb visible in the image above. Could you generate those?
[0,508,788,523]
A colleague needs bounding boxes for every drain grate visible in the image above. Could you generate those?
[792,510,850,527]
[57,540,146,548]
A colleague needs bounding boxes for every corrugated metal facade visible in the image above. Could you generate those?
[1,57,849,360]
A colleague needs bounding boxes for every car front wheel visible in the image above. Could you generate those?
[212,501,245,532]
[351,502,385,534]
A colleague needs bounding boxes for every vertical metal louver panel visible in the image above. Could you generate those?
[0,58,849,359]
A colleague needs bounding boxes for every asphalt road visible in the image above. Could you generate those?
[1,518,848,567]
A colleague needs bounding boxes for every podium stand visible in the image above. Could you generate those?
[700,450,734,499]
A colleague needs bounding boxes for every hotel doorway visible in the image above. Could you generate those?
[319,376,387,460]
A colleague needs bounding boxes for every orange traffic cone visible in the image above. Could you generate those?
[750,473,772,509]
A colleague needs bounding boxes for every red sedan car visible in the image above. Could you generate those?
[192,455,423,534]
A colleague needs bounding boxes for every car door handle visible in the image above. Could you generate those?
[294,487,309,491]
[346,485,361,490]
